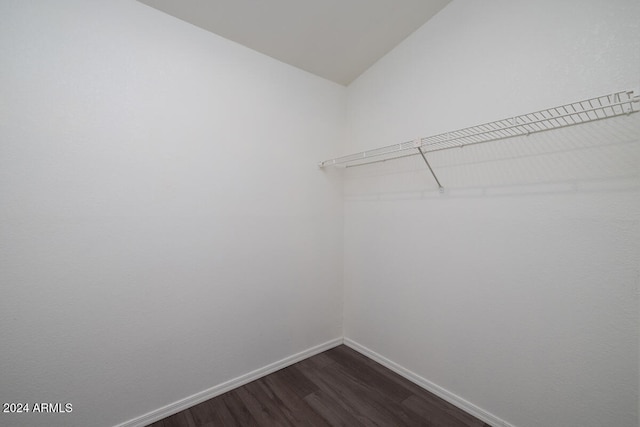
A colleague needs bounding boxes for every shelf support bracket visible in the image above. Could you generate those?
[417,146,444,192]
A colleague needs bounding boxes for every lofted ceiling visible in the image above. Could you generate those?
[137,0,451,86]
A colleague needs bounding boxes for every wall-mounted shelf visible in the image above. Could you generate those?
[319,90,639,190]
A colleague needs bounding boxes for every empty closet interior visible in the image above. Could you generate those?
[1,1,638,427]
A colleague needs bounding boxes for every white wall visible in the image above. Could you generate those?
[0,1,345,426]
[344,1,639,427]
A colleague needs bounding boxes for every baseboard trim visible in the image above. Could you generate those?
[343,338,516,427]
[114,337,343,427]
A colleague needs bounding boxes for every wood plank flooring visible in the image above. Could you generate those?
[148,345,491,427]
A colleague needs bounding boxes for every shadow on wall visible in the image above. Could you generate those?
[342,114,640,200]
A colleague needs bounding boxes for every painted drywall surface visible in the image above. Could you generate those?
[0,1,345,426]
[344,1,640,427]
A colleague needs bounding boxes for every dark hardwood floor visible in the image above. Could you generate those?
[148,345,491,427]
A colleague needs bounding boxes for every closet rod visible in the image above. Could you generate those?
[319,89,639,170]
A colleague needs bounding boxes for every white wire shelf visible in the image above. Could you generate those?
[319,89,639,171]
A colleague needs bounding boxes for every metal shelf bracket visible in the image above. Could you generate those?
[413,139,444,191]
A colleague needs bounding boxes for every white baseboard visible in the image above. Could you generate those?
[114,337,343,427]
[343,338,516,427]
[115,337,514,427]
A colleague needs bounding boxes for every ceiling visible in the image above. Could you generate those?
[137,0,451,86]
